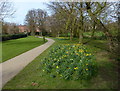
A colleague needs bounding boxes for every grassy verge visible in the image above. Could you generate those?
[3,37,118,89]
[2,36,47,62]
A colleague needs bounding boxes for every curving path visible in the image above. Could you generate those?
[0,37,55,89]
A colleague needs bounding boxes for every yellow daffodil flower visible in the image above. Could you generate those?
[56,66,59,68]
[74,67,78,70]
[86,54,91,56]
[79,49,84,52]
[66,52,69,54]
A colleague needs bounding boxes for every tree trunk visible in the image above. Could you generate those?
[43,36,45,42]
[70,30,73,41]
[31,30,35,36]
[30,25,35,36]
[0,21,2,35]
[78,2,84,44]
[58,32,59,37]
[91,21,96,38]
[79,30,83,43]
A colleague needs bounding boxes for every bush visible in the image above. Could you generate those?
[41,44,98,80]
[1,34,27,41]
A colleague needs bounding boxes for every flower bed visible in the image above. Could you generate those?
[56,37,69,40]
[41,44,98,80]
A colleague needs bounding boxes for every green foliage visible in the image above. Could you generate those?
[41,44,98,80]
[1,34,27,41]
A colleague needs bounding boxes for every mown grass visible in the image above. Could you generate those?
[3,37,118,89]
[2,36,47,62]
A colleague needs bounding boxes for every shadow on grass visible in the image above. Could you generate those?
[91,51,119,89]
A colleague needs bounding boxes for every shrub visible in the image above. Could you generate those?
[1,34,27,41]
[1,35,11,41]
[41,44,98,80]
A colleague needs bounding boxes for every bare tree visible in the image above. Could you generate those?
[85,2,117,52]
[47,2,119,53]
[25,9,37,35]
[25,9,48,42]
[2,22,19,34]
[0,0,15,20]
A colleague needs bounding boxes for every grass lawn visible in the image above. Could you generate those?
[2,36,47,62]
[3,37,118,89]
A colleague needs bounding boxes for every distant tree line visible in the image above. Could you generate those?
[2,22,19,34]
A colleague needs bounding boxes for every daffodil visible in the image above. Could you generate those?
[76,53,79,55]
[56,66,59,68]
[67,67,70,69]
[86,53,91,56]
[79,49,84,52]
[64,55,67,57]
[74,67,78,70]
[66,52,68,54]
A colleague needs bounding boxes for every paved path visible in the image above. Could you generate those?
[0,37,55,89]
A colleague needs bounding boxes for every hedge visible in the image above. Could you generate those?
[0,34,27,41]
